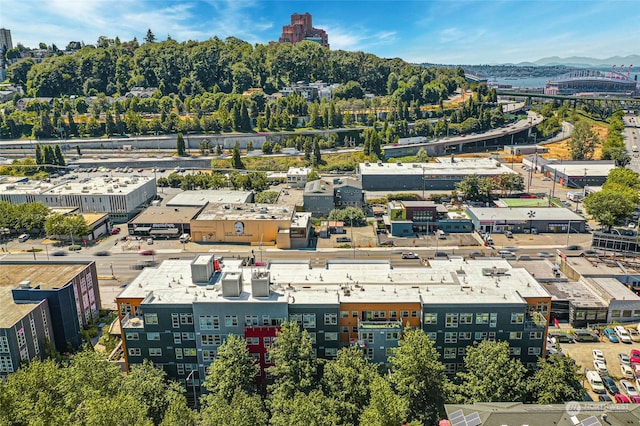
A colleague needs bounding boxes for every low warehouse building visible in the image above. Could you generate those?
[467,207,586,234]
[128,206,204,238]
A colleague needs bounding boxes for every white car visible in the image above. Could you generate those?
[614,326,632,343]
[620,379,639,397]
[621,364,635,379]
[619,353,631,366]
[592,349,606,362]
[593,360,608,375]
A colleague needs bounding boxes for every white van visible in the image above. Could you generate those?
[586,370,605,393]
[437,230,446,240]
[179,234,190,243]
[18,234,29,242]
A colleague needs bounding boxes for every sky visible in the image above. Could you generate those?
[1,0,638,64]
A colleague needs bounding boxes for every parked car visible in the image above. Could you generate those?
[18,234,29,242]
[603,328,619,343]
[537,251,553,258]
[631,349,640,364]
[598,394,613,402]
[574,330,599,342]
[614,326,633,343]
[140,250,155,256]
[401,251,419,259]
[586,370,605,393]
[593,360,609,375]
[337,237,352,243]
[626,328,640,342]
[593,349,606,362]
[619,353,631,366]
[620,379,639,397]
[111,228,121,235]
[602,376,620,395]
[548,332,574,343]
[621,364,635,379]
[147,238,154,245]
[614,393,631,403]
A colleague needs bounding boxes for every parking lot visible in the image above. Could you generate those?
[557,332,640,400]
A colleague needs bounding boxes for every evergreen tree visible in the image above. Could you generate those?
[176,132,186,156]
[144,29,156,44]
[35,144,44,165]
[240,103,251,131]
[231,142,244,169]
[53,145,65,166]
[312,140,322,166]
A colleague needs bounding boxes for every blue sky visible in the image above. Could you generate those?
[1,0,638,64]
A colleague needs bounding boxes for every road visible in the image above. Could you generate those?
[624,114,640,173]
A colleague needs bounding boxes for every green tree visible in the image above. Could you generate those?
[267,321,317,415]
[455,340,527,403]
[328,206,366,226]
[603,167,640,190]
[261,141,273,154]
[53,144,65,166]
[388,327,448,425]
[144,29,156,44]
[202,334,259,402]
[527,355,585,404]
[497,173,525,196]
[415,147,429,163]
[359,376,409,426]
[584,190,636,230]
[231,142,244,169]
[312,140,322,166]
[270,390,342,426]
[176,132,186,156]
[322,346,381,425]
[568,121,598,160]
[200,391,267,426]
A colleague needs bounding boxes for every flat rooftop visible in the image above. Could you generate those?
[166,190,253,207]
[130,206,202,225]
[359,158,517,177]
[0,175,156,197]
[117,256,549,309]
[195,203,295,222]
[542,280,607,308]
[468,207,585,222]
[0,262,89,328]
[545,162,615,177]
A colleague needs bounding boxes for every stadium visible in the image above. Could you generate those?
[545,66,638,96]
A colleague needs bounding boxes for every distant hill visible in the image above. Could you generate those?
[533,55,640,67]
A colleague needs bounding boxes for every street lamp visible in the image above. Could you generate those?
[186,369,199,409]
[349,213,355,259]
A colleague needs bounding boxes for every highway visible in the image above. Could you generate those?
[624,114,640,173]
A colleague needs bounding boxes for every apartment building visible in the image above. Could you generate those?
[0,261,101,378]
[116,255,551,394]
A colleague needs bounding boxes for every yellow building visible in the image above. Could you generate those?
[191,203,310,248]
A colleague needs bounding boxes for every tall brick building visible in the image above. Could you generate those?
[279,13,329,48]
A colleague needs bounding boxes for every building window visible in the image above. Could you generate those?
[324,313,337,325]
[0,356,14,373]
[389,311,398,319]
[401,311,409,318]
[528,347,541,356]
[611,310,620,317]
[303,313,316,329]
[182,332,195,341]
[474,332,487,340]
[341,326,349,333]
[509,332,522,340]
[128,348,141,356]
[325,348,338,357]
[201,335,216,346]
[144,313,158,325]
[444,332,457,343]
[173,333,181,344]
[386,332,400,340]
[427,332,437,341]
[246,337,260,345]
[445,313,458,328]
[424,313,437,324]
[171,313,180,328]
[511,313,524,324]
[340,311,349,318]
[475,313,489,324]
[202,350,215,362]
[444,348,457,359]
[411,311,418,318]
[264,337,273,347]
[325,332,338,341]
[352,311,358,318]
[125,333,139,341]
[459,313,473,324]
[177,364,185,375]
[459,332,472,340]
[444,363,456,374]
[510,347,521,356]
[147,332,160,341]
[530,332,543,339]
[536,302,549,314]
[361,332,374,344]
[308,332,317,344]
[184,348,197,357]
[180,313,193,325]
[488,332,496,341]
[225,316,238,327]
[149,348,162,357]
[457,347,466,356]
[373,311,386,319]
[289,313,302,324]
[245,315,259,326]
[490,313,497,328]
[175,348,183,359]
